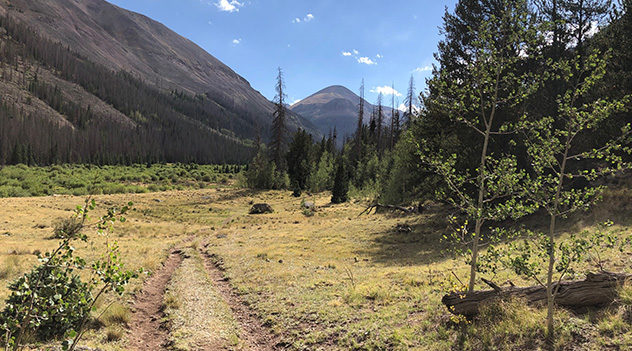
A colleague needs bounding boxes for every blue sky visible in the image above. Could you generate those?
[107,0,457,108]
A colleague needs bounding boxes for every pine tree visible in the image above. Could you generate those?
[286,129,312,196]
[331,159,348,204]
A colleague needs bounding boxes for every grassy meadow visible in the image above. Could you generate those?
[0,176,631,350]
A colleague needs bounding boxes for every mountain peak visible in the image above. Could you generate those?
[291,85,392,139]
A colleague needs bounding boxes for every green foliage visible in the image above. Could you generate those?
[286,129,313,194]
[331,160,349,204]
[244,149,288,190]
[0,256,92,341]
[307,151,334,193]
[420,0,542,291]
[0,163,238,198]
[0,199,140,351]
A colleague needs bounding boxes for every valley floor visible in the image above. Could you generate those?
[1,187,631,350]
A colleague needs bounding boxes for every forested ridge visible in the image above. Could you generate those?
[0,14,258,165]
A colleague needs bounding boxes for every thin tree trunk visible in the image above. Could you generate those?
[546,139,570,344]
[469,218,483,292]
[546,212,557,343]
[469,112,494,292]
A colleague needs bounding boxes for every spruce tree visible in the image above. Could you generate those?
[331,159,348,204]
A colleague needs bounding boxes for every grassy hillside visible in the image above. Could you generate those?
[1,185,631,350]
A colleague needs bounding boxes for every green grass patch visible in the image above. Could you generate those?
[0,163,242,198]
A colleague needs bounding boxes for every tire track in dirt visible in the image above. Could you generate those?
[199,244,281,351]
[127,249,184,350]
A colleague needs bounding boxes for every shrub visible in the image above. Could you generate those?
[0,200,139,350]
[0,260,92,340]
[53,217,83,239]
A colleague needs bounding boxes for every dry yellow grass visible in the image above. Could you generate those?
[0,186,631,350]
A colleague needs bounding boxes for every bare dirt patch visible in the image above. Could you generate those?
[127,249,184,350]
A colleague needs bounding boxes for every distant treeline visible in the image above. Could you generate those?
[0,15,259,165]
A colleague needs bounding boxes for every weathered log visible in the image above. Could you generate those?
[442,271,631,316]
[359,203,422,216]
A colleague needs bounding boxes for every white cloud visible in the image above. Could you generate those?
[376,54,383,58]
[216,0,242,12]
[371,86,402,97]
[232,38,242,44]
[293,13,315,24]
[413,65,432,73]
[357,57,377,65]
[291,98,302,106]
[342,51,352,56]
[353,49,359,55]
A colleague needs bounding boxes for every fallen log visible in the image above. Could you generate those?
[359,203,422,216]
[442,271,631,316]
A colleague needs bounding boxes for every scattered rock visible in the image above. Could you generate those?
[216,234,227,239]
[153,199,162,203]
[249,203,273,214]
[302,201,316,210]
[208,207,213,212]
[278,259,283,263]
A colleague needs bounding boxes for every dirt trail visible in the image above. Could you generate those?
[127,249,184,350]
[199,245,281,351]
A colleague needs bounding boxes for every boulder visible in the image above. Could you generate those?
[303,201,316,210]
[249,203,273,214]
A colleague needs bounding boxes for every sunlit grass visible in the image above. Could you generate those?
[0,185,631,350]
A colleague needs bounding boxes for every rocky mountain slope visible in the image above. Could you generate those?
[291,85,393,139]
[0,0,318,165]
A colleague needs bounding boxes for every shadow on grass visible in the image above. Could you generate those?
[353,209,455,266]
[354,187,632,268]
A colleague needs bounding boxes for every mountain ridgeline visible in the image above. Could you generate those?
[291,85,394,139]
[0,0,318,165]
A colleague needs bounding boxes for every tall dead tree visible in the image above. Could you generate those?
[404,75,416,128]
[356,79,365,140]
[271,67,287,170]
[389,82,398,149]
[376,93,383,156]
